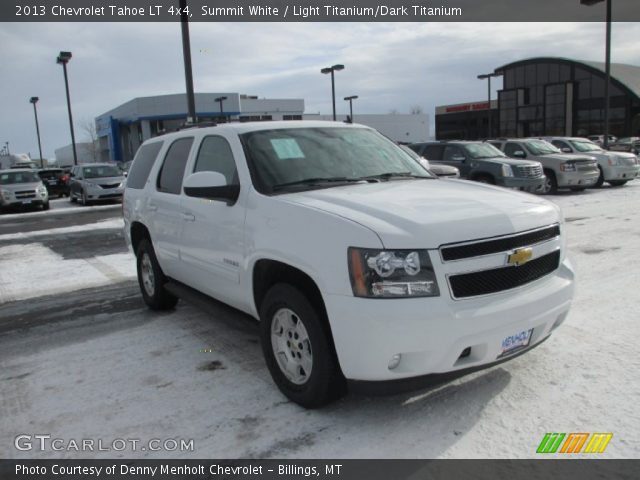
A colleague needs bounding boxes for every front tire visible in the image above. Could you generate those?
[608,180,627,187]
[542,170,558,195]
[42,201,50,210]
[260,283,345,408]
[594,167,605,188]
[136,239,178,310]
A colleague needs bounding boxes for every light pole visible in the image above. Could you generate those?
[56,51,78,165]
[581,0,611,148]
[344,95,358,123]
[477,72,501,139]
[321,64,344,121]
[179,0,196,124]
[30,97,44,168]
[215,96,227,122]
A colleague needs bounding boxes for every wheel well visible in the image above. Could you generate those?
[130,222,151,255]
[253,260,326,318]
[472,172,494,182]
[543,168,556,179]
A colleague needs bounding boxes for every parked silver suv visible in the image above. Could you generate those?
[542,137,639,188]
[69,163,125,205]
[0,168,49,212]
[489,139,599,194]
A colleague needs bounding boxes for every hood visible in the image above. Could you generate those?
[1,181,43,193]
[281,179,560,248]
[541,153,595,163]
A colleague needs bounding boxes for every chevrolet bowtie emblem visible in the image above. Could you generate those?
[508,247,533,266]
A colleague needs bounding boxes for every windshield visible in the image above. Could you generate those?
[524,139,561,156]
[82,165,122,178]
[462,143,506,159]
[569,140,602,153]
[240,127,434,193]
[0,171,41,185]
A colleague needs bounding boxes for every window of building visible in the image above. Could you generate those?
[157,137,193,194]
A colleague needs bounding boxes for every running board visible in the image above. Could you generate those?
[164,280,259,334]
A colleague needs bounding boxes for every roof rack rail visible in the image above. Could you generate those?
[177,120,218,131]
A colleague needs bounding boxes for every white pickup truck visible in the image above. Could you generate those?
[123,121,575,407]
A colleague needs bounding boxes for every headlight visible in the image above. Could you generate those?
[84,181,96,187]
[348,248,440,298]
[0,189,11,200]
[560,162,576,172]
[501,164,514,177]
[37,185,47,195]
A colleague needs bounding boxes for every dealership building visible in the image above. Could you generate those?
[92,93,430,163]
[436,57,640,140]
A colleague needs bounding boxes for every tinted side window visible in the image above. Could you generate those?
[157,138,194,194]
[423,145,444,160]
[551,140,569,151]
[127,142,163,189]
[407,144,425,156]
[488,141,502,150]
[193,136,238,185]
[504,142,524,157]
[443,145,465,161]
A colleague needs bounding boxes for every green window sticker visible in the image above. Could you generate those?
[270,138,305,159]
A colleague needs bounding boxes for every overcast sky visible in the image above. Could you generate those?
[1,21,639,159]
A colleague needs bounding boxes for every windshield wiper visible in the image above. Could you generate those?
[272,177,361,190]
[359,172,432,181]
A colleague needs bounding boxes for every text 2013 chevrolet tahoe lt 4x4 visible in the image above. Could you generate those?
[123,121,575,408]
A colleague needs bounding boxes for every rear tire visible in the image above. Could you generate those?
[136,238,178,311]
[608,180,627,187]
[260,283,346,408]
[542,170,558,195]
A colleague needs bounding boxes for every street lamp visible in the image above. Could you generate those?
[581,0,611,148]
[215,96,227,122]
[477,72,501,139]
[343,95,358,123]
[180,0,196,125]
[56,51,78,165]
[29,97,44,168]
[321,64,344,121]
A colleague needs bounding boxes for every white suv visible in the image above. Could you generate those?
[123,121,575,407]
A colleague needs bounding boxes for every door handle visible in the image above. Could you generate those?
[148,203,158,212]
[181,212,195,222]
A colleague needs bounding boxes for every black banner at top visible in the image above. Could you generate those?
[2,0,640,22]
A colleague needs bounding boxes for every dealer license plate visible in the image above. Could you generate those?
[499,329,533,357]
[21,200,32,204]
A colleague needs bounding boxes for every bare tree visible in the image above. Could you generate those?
[410,105,424,115]
[80,118,100,162]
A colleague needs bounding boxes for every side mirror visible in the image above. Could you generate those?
[183,171,239,204]
[513,150,526,158]
[561,147,572,153]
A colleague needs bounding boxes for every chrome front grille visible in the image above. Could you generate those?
[515,164,543,178]
[15,190,36,199]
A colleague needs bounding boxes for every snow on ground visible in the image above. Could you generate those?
[0,181,639,459]
[0,218,134,303]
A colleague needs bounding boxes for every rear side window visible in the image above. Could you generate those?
[504,142,524,157]
[127,142,163,189]
[193,136,238,185]
[157,137,194,194]
[423,145,444,160]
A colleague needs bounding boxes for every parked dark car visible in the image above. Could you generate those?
[409,141,546,192]
[609,137,640,155]
[37,168,70,197]
[398,144,460,178]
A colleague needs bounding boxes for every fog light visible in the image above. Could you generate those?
[388,353,402,370]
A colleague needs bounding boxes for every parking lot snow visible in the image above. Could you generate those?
[0,182,639,459]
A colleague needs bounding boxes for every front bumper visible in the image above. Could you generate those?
[601,164,640,182]
[500,176,546,192]
[324,257,574,382]
[556,170,599,188]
